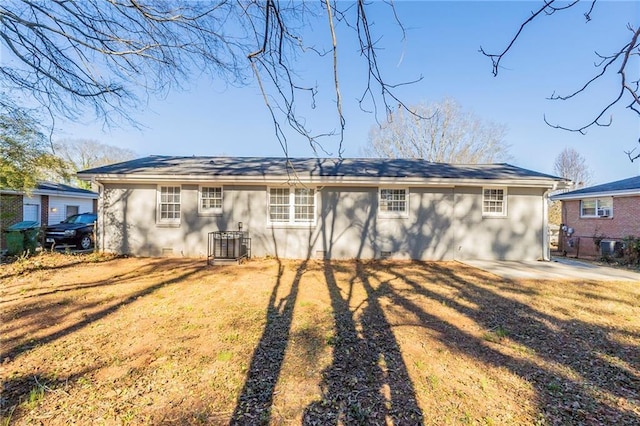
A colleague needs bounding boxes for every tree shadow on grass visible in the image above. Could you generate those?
[1,258,171,304]
[382,262,640,424]
[1,261,203,361]
[302,261,423,425]
[0,253,119,281]
[230,259,306,425]
[0,369,98,422]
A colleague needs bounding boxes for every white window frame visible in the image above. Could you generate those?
[378,188,409,218]
[482,187,507,217]
[157,185,181,225]
[580,197,613,218]
[199,186,223,216]
[267,187,316,226]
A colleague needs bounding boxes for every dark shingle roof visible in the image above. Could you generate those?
[78,156,564,182]
[1,181,97,196]
[552,175,640,199]
[37,181,97,195]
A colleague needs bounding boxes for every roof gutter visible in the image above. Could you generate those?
[551,188,640,201]
[0,188,97,199]
[77,173,564,188]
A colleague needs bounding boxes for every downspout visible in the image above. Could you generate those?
[542,184,557,261]
[92,178,105,254]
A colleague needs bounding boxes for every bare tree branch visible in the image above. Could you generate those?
[624,141,640,162]
[480,0,640,160]
[479,0,577,77]
[1,1,425,158]
[353,0,424,124]
[324,0,345,157]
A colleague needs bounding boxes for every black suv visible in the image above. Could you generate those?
[45,213,97,250]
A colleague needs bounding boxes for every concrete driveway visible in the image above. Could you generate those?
[463,257,640,282]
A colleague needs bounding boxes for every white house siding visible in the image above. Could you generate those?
[48,196,94,224]
[99,183,546,261]
[375,187,455,260]
[453,186,545,261]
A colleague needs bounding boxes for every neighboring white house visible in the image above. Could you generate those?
[1,181,98,226]
[78,156,569,261]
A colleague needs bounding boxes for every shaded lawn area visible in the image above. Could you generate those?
[1,253,639,425]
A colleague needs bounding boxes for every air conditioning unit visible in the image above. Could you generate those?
[597,208,611,217]
[600,239,623,257]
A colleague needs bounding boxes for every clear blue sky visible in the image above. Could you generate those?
[55,1,640,185]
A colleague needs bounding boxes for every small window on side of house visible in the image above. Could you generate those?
[379,188,408,218]
[580,197,613,218]
[158,185,181,225]
[199,186,223,215]
[482,187,507,217]
[66,205,79,218]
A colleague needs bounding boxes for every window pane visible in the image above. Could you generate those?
[270,205,290,222]
[380,189,407,213]
[201,187,222,211]
[581,199,596,216]
[159,186,181,222]
[294,205,313,221]
[294,188,314,221]
[597,198,612,209]
[483,189,505,214]
[66,205,79,217]
[270,188,290,222]
[270,188,289,204]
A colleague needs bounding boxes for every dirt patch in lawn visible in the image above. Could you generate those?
[1,253,639,425]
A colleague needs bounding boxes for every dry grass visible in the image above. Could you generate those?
[1,253,639,425]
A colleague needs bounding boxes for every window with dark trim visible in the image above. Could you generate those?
[65,205,79,218]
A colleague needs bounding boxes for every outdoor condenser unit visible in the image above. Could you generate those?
[599,239,623,257]
[208,231,250,265]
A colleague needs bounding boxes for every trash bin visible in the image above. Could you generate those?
[24,227,40,253]
[5,231,24,256]
[5,221,40,256]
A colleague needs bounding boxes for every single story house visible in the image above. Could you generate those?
[78,156,569,261]
[0,181,98,226]
[551,175,640,257]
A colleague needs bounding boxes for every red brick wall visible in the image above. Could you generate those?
[560,196,640,257]
[0,194,24,250]
[41,195,49,225]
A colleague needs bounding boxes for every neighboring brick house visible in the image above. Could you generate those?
[0,182,98,251]
[551,176,640,258]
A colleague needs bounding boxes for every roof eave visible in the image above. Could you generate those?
[0,188,97,198]
[78,173,563,188]
[34,188,97,198]
[551,188,640,201]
